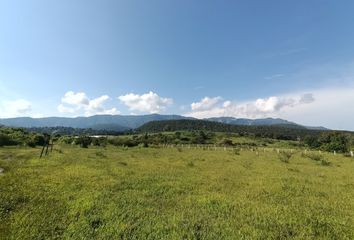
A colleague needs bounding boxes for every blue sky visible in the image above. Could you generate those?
[1,0,354,130]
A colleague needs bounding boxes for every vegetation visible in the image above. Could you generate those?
[1,144,354,239]
[27,126,124,136]
[304,131,351,153]
[137,119,326,141]
[278,151,294,163]
[0,126,45,147]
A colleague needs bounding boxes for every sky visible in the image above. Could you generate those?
[1,0,354,130]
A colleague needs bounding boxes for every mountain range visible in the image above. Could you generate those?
[0,114,327,131]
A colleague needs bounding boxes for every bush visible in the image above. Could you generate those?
[75,136,92,148]
[95,151,107,158]
[32,134,46,146]
[26,140,37,148]
[108,137,138,147]
[278,151,293,163]
[221,138,234,146]
[302,152,330,166]
[320,159,331,166]
[91,137,107,147]
[233,148,240,155]
[0,133,16,146]
[187,161,195,167]
[319,132,351,153]
[303,153,323,161]
[304,135,321,148]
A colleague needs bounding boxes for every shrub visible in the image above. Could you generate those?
[75,136,92,148]
[320,159,331,166]
[278,151,293,163]
[302,152,330,166]
[187,161,195,167]
[233,148,240,155]
[303,153,323,161]
[221,138,234,146]
[92,137,107,147]
[319,132,351,153]
[0,133,16,146]
[32,134,46,146]
[95,151,107,158]
[304,135,321,149]
[26,140,36,148]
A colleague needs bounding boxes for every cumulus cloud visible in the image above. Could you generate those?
[57,104,75,114]
[186,93,315,119]
[118,91,173,113]
[191,97,222,111]
[58,91,120,116]
[61,91,89,105]
[0,99,32,117]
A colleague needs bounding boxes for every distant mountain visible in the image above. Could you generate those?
[87,123,130,132]
[206,117,298,126]
[0,114,327,131]
[304,126,329,131]
[206,117,328,130]
[0,114,191,129]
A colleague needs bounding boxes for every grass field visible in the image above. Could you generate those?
[1,145,354,239]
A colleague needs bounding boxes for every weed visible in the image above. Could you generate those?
[187,161,195,167]
[233,148,240,155]
[303,153,323,161]
[278,151,293,163]
[95,151,107,158]
[320,159,331,166]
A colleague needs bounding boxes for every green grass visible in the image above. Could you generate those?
[1,145,354,239]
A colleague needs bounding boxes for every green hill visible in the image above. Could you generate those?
[137,119,325,141]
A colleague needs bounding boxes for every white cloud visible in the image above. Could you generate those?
[186,87,354,130]
[118,91,173,113]
[186,93,314,119]
[88,95,109,112]
[100,107,120,115]
[0,99,32,117]
[61,91,89,105]
[191,97,222,111]
[57,104,75,113]
[58,91,120,116]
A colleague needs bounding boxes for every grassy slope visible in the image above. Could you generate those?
[1,145,354,239]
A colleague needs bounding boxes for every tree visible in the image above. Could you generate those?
[0,133,14,146]
[319,132,350,153]
[304,135,321,149]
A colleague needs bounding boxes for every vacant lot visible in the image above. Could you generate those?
[1,145,354,239]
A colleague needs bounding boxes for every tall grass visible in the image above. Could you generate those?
[0,145,353,239]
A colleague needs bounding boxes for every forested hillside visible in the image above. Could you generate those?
[138,119,328,141]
